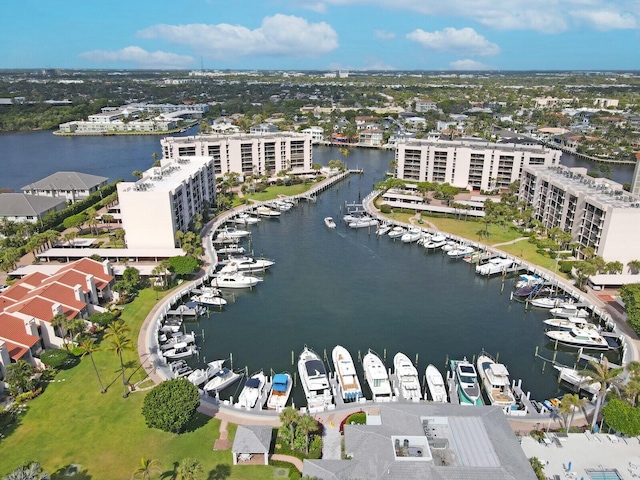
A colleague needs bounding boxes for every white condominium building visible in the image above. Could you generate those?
[116,157,216,250]
[395,138,561,191]
[520,165,640,265]
[160,132,313,177]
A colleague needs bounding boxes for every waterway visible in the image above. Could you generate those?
[0,131,629,406]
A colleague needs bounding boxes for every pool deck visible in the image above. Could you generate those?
[520,432,640,479]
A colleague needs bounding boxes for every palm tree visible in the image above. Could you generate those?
[6,360,35,395]
[114,229,126,248]
[50,313,70,349]
[627,259,640,274]
[296,414,318,455]
[581,358,624,431]
[177,458,203,480]
[279,406,299,449]
[3,461,50,480]
[132,457,161,480]
[104,320,133,398]
[564,393,588,430]
[79,337,106,393]
[101,214,114,233]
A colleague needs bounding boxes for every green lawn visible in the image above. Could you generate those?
[246,181,318,202]
[0,289,278,480]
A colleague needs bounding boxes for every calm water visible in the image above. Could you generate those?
[0,132,628,404]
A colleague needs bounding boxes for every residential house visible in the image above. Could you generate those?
[0,193,66,223]
[21,171,108,203]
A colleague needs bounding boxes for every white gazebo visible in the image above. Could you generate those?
[231,425,272,466]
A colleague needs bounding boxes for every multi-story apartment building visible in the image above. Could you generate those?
[395,138,561,191]
[160,132,313,178]
[116,156,216,250]
[519,165,640,264]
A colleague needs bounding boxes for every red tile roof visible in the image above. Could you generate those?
[6,296,79,322]
[26,282,86,311]
[56,258,113,289]
[0,312,40,347]
[15,271,50,289]
[5,341,29,361]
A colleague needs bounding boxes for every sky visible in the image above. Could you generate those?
[2,0,640,71]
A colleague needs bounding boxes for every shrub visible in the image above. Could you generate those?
[14,388,43,404]
[142,379,200,433]
[559,260,574,274]
[380,204,392,214]
[40,349,71,369]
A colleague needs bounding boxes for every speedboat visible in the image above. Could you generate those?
[297,346,333,411]
[543,317,594,331]
[423,234,447,249]
[266,372,293,410]
[553,365,601,396]
[393,352,422,401]
[529,296,566,309]
[203,366,241,394]
[332,345,363,403]
[447,245,475,259]
[222,256,274,272]
[324,217,336,229]
[187,359,226,387]
[215,245,246,255]
[343,210,365,224]
[159,331,196,351]
[362,350,392,402]
[162,342,196,360]
[475,257,514,276]
[387,226,405,239]
[236,370,267,409]
[272,200,293,211]
[450,358,483,406]
[515,274,543,289]
[546,327,610,350]
[255,205,281,217]
[349,216,378,229]
[211,264,262,289]
[233,212,260,225]
[401,227,422,243]
[192,287,227,307]
[376,223,391,236]
[425,364,448,403]
[476,352,516,408]
[550,305,589,319]
[216,226,251,241]
[170,360,193,378]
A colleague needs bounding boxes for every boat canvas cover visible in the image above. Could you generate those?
[489,363,509,377]
[272,374,289,392]
[245,378,261,388]
[306,359,326,377]
[216,368,230,377]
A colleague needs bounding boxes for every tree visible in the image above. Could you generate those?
[529,457,546,480]
[122,266,141,289]
[50,313,71,348]
[6,360,35,395]
[279,406,299,449]
[573,260,597,290]
[167,256,200,277]
[79,337,106,394]
[132,457,161,480]
[62,213,86,232]
[132,170,144,179]
[101,213,114,232]
[39,349,71,370]
[601,398,640,436]
[114,229,126,248]
[606,261,623,274]
[581,358,624,431]
[564,393,587,430]
[176,458,203,480]
[628,260,640,274]
[296,414,319,455]
[3,461,50,480]
[89,311,116,328]
[142,379,200,433]
[104,319,133,398]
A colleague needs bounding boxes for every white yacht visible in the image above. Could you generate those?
[476,352,516,408]
[543,317,594,331]
[159,331,196,351]
[187,359,225,387]
[332,345,363,403]
[215,245,246,255]
[216,226,251,241]
[447,244,475,259]
[162,342,196,360]
[450,358,483,406]
[211,264,262,289]
[376,223,391,236]
[529,296,567,309]
[362,350,392,402]
[393,352,422,401]
[266,373,293,410]
[255,205,281,217]
[546,327,610,350]
[223,256,275,272]
[324,217,336,229]
[349,216,378,229]
[475,257,514,276]
[298,347,333,411]
[236,370,267,409]
[234,212,260,225]
[550,305,589,319]
[192,287,227,307]
[401,227,422,243]
[203,367,241,394]
[425,364,448,403]
[387,226,406,239]
[423,234,448,249]
[553,365,601,396]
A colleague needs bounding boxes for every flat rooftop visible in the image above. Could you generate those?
[119,156,212,193]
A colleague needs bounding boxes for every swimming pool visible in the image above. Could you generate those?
[586,469,623,480]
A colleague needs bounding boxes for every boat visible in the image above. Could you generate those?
[447,245,475,259]
[475,257,514,276]
[216,226,251,241]
[349,216,378,229]
[266,373,293,410]
[159,331,196,351]
[297,346,333,411]
[423,234,447,249]
[324,217,336,229]
[450,358,483,406]
[255,205,281,217]
[387,226,406,239]
[550,305,589,319]
[515,274,543,289]
[222,256,274,272]
[343,209,365,224]
[272,200,293,211]
[236,370,267,409]
[553,365,601,396]
[203,366,241,394]
[215,245,246,255]
[376,223,391,236]
[170,360,193,378]
[393,352,422,401]
[545,327,610,350]
[211,264,262,289]
[362,350,392,402]
[401,227,422,243]
[529,296,569,309]
[187,359,226,387]
[232,212,260,225]
[332,345,363,403]
[192,287,227,307]
[425,364,448,403]
[162,342,197,360]
[543,317,595,331]
[476,352,516,408]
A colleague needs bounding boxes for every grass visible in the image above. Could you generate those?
[0,289,277,480]
[247,182,316,202]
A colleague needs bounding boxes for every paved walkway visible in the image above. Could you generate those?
[271,454,303,472]
[321,418,342,460]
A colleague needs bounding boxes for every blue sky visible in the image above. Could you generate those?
[2,0,639,71]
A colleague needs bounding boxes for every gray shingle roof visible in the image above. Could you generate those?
[231,425,272,454]
[22,171,108,191]
[0,193,66,217]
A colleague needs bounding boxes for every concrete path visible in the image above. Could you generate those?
[271,454,303,472]
[491,237,529,247]
[321,418,343,460]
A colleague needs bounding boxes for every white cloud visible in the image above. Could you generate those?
[407,27,500,56]
[375,29,395,40]
[570,10,637,30]
[361,56,396,70]
[297,1,328,13]
[137,14,338,60]
[78,46,193,69]
[449,59,493,70]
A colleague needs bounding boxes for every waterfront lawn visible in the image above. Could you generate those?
[496,240,559,272]
[247,181,317,202]
[0,289,276,480]
[424,216,524,246]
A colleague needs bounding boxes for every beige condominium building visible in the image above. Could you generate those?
[160,132,313,178]
[394,138,561,191]
[520,165,640,265]
[116,156,216,250]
